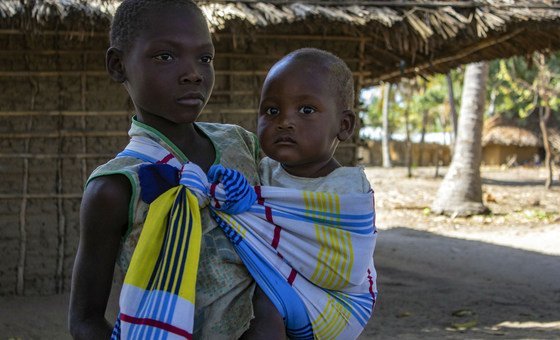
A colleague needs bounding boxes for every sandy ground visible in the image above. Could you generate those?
[1,166,559,339]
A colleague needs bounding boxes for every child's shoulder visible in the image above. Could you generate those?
[328,165,372,194]
[197,122,259,156]
[197,122,253,137]
[87,156,144,187]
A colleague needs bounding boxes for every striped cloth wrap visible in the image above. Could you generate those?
[112,136,378,340]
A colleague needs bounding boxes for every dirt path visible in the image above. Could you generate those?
[1,166,559,339]
[360,166,560,339]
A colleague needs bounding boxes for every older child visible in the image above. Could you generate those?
[68,1,276,339]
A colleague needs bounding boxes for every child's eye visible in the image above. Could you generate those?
[201,55,214,64]
[265,107,280,116]
[154,53,174,61]
[299,106,316,114]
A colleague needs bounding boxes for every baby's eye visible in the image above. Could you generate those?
[154,53,174,61]
[201,55,214,64]
[265,107,280,116]
[299,106,316,115]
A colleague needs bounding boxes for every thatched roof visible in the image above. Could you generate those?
[483,125,542,147]
[483,110,560,151]
[1,0,560,84]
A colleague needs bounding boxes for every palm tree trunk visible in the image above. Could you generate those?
[539,106,553,189]
[381,83,392,168]
[431,62,490,216]
[418,109,428,166]
[404,98,412,177]
[446,72,458,149]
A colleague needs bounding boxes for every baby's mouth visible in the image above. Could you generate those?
[274,135,296,144]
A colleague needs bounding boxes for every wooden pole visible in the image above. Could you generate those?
[17,155,28,295]
[55,38,66,294]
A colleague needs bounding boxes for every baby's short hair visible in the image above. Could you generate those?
[110,0,202,51]
[282,48,355,111]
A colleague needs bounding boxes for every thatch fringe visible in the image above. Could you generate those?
[1,1,559,82]
[2,1,559,37]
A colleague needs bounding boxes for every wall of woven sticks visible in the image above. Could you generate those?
[0,28,363,295]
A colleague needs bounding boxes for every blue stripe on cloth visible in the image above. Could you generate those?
[207,165,256,214]
[248,204,374,223]
[250,201,374,220]
[247,206,375,234]
[117,149,159,163]
[210,211,242,245]
[111,314,121,339]
[211,212,313,339]
[179,172,207,192]
[287,323,314,340]
[236,241,313,339]
[328,290,375,327]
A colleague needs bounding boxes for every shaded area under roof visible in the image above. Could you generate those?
[1,0,560,84]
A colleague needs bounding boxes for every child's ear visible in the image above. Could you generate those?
[337,110,356,142]
[106,47,126,83]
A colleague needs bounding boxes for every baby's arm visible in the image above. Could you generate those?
[68,175,130,339]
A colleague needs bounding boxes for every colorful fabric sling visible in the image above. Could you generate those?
[112,136,378,340]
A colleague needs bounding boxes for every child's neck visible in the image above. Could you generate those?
[170,125,215,172]
[139,115,216,171]
[281,158,341,178]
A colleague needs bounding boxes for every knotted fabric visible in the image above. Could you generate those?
[112,136,378,340]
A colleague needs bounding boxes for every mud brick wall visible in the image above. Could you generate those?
[0,26,362,295]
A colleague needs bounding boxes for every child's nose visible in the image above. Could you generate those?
[277,113,295,129]
[179,65,202,84]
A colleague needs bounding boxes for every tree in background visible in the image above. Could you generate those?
[361,71,461,169]
[381,83,393,168]
[493,52,560,188]
[407,71,461,169]
[431,62,490,216]
[398,79,416,177]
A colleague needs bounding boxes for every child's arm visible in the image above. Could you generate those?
[240,286,286,339]
[68,175,131,339]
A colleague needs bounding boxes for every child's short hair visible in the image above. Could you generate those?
[110,0,203,51]
[280,48,355,111]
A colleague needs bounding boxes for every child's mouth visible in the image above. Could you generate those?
[177,93,204,106]
[275,136,296,144]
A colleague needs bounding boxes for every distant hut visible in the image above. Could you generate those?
[482,109,560,166]
[1,0,560,295]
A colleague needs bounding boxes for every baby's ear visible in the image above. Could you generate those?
[337,110,356,142]
[106,47,126,83]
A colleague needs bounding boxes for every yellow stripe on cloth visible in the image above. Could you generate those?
[124,186,201,304]
[312,295,351,339]
[305,191,354,290]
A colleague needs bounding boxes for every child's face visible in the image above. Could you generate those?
[121,6,215,125]
[258,59,343,176]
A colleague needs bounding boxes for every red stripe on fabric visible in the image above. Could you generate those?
[271,225,281,249]
[210,183,221,208]
[265,206,273,223]
[210,183,217,197]
[367,268,376,306]
[287,269,297,285]
[120,313,192,339]
[157,153,174,164]
[255,186,264,205]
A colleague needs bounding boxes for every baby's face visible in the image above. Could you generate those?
[257,59,343,177]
